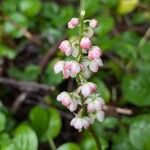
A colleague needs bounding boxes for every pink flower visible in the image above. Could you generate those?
[63,61,81,79]
[70,116,91,131]
[89,58,103,72]
[57,92,79,112]
[86,97,105,113]
[57,92,72,107]
[59,40,73,56]
[88,46,102,60]
[78,82,97,97]
[68,18,79,29]
[80,37,91,49]
[89,19,98,28]
[54,61,64,74]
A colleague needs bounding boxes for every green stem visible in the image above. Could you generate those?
[89,125,102,150]
[49,137,56,150]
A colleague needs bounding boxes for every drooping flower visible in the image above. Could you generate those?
[89,58,103,72]
[89,19,98,28]
[57,92,72,107]
[85,96,105,112]
[70,116,91,131]
[63,61,81,79]
[88,46,102,60]
[78,82,97,97]
[54,61,64,74]
[59,40,73,56]
[80,37,91,49]
[57,92,81,112]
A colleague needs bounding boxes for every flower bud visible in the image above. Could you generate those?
[78,82,97,97]
[80,37,91,49]
[88,46,102,60]
[70,18,79,26]
[59,40,73,56]
[54,61,64,74]
[89,19,98,28]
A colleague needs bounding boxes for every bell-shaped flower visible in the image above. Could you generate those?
[88,46,102,60]
[80,37,91,49]
[78,82,97,97]
[63,61,81,79]
[59,40,73,56]
[54,61,64,74]
[85,96,105,113]
[70,116,91,131]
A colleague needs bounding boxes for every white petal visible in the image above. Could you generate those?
[89,61,99,72]
[54,61,64,73]
[96,111,105,122]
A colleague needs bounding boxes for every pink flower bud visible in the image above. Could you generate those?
[80,37,91,49]
[59,40,73,56]
[57,92,71,107]
[68,18,79,29]
[68,21,75,29]
[54,61,64,74]
[88,46,102,60]
[89,19,98,28]
[78,82,97,97]
[70,18,79,26]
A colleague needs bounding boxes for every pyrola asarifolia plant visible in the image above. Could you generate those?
[54,11,105,132]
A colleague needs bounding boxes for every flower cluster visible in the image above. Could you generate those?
[54,11,105,131]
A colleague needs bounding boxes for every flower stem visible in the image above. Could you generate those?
[49,137,56,150]
[89,125,102,150]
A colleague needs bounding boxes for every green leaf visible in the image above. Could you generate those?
[8,65,40,81]
[91,77,111,103]
[19,0,42,17]
[43,59,63,86]
[112,129,136,150]
[46,108,62,138]
[13,124,38,150]
[0,45,16,59]
[80,133,108,150]
[0,112,6,132]
[96,16,115,36]
[57,143,80,150]
[122,72,150,106]
[3,12,28,38]
[23,65,40,81]
[84,0,100,17]
[29,106,49,137]
[117,0,139,15]
[129,116,150,150]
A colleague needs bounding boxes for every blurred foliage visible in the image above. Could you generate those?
[0,0,150,149]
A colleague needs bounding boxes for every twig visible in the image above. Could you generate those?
[11,92,27,113]
[0,77,55,94]
[38,36,67,78]
[103,105,133,115]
